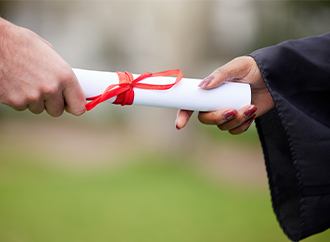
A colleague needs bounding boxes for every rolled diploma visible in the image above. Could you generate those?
[73,68,251,111]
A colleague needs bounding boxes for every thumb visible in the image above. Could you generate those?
[62,71,86,116]
[198,56,255,89]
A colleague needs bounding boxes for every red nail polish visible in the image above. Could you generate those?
[246,114,256,125]
[198,76,214,88]
[223,109,237,120]
[244,106,257,118]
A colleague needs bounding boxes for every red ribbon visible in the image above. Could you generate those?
[85,69,183,111]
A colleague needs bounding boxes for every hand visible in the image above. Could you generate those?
[0,18,86,117]
[175,56,274,134]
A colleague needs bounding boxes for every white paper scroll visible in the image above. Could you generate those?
[73,68,251,111]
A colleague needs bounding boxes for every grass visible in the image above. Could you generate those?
[1,151,329,242]
[0,109,329,242]
[200,119,261,146]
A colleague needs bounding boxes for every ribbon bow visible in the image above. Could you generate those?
[85,69,183,111]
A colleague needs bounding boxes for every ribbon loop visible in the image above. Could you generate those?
[85,69,183,111]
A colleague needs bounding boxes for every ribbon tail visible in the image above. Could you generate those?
[86,95,102,111]
[86,85,130,110]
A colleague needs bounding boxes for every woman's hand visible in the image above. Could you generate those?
[175,56,274,134]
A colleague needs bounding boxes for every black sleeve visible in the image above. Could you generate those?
[249,33,330,241]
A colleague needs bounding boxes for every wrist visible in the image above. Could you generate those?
[0,17,13,40]
[0,18,12,81]
[0,17,9,29]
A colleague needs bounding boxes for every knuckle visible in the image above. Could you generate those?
[42,82,60,97]
[58,67,75,83]
[11,100,26,109]
[214,66,227,77]
[199,111,225,125]
[27,91,42,103]
[210,111,223,125]
[7,94,27,108]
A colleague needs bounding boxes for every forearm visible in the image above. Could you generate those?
[252,34,330,241]
[0,16,7,28]
[250,33,330,92]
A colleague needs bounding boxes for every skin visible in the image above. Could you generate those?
[176,56,275,135]
[0,17,86,117]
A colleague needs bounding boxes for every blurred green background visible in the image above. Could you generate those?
[1,1,330,241]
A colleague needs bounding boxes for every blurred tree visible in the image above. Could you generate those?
[253,1,330,49]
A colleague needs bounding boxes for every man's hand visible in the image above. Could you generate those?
[175,56,274,134]
[0,18,86,117]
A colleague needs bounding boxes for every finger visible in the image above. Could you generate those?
[25,91,45,114]
[198,56,255,89]
[64,104,71,114]
[62,70,86,116]
[217,105,257,131]
[227,114,256,135]
[44,93,65,117]
[27,100,45,114]
[176,109,194,130]
[13,105,28,112]
[5,95,28,111]
[198,108,237,125]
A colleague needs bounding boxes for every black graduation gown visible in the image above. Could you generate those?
[249,33,330,241]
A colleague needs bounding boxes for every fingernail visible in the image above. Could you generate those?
[244,105,257,118]
[246,114,256,125]
[175,118,181,130]
[198,76,214,88]
[223,109,237,120]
